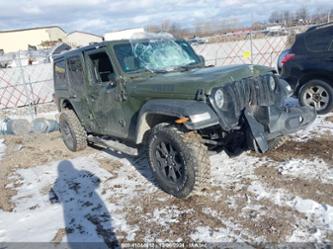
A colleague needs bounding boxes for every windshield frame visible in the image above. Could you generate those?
[112,39,203,75]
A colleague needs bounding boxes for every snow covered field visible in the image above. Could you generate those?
[0,114,332,247]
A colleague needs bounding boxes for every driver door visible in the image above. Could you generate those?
[84,48,124,138]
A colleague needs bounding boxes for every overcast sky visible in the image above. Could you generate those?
[0,0,332,35]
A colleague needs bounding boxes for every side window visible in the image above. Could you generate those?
[305,28,333,52]
[67,56,84,89]
[88,52,114,83]
[54,60,66,89]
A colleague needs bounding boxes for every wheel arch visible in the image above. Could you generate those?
[134,99,219,144]
[59,99,82,122]
[297,72,333,94]
[135,112,179,144]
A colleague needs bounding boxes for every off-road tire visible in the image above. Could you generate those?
[268,136,289,151]
[147,123,210,198]
[59,109,87,152]
[299,79,333,115]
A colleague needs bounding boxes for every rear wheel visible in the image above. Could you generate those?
[147,124,210,198]
[299,79,333,114]
[59,109,87,152]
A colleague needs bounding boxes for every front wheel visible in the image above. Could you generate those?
[299,79,333,115]
[147,124,210,198]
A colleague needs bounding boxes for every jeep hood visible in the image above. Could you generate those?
[127,64,273,99]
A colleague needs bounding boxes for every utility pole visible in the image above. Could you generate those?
[328,9,331,23]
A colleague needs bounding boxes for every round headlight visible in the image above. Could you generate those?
[214,89,224,109]
[269,76,276,91]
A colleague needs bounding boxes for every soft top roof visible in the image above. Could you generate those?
[53,40,116,61]
[305,22,333,33]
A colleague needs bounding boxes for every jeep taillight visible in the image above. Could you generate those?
[281,53,295,65]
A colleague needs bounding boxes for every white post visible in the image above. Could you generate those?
[328,9,331,23]
[17,50,35,120]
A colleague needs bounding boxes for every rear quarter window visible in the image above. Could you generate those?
[305,26,333,52]
[54,60,67,89]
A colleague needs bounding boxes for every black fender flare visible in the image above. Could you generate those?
[135,99,219,144]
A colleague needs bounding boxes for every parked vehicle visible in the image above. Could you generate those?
[187,36,207,45]
[277,48,290,74]
[53,35,316,198]
[280,23,333,114]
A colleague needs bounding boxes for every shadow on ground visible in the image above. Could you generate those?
[49,160,121,249]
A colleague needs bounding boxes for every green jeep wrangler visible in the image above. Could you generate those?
[53,35,316,198]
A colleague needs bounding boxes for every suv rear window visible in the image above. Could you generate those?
[54,60,67,89]
[67,56,84,89]
[305,26,333,52]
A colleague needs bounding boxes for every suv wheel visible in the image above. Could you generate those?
[59,109,87,152]
[299,79,333,114]
[147,124,210,198]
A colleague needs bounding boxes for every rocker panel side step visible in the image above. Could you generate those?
[88,135,138,156]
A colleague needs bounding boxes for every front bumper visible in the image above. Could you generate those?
[244,105,316,153]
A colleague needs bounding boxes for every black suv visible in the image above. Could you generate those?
[280,23,333,114]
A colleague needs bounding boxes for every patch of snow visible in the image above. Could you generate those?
[199,207,266,243]
[293,113,333,141]
[277,158,333,184]
[248,181,333,242]
[190,226,233,243]
[0,154,158,243]
[0,205,64,242]
[150,206,193,227]
[210,152,262,187]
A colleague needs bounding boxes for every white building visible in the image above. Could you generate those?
[0,26,66,53]
[64,31,103,48]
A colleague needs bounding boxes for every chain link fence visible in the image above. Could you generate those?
[192,29,294,68]
[0,50,53,118]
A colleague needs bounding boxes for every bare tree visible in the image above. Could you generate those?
[295,7,308,23]
[283,10,293,26]
[269,11,280,24]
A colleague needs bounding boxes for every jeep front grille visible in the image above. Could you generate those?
[223,75,276,115]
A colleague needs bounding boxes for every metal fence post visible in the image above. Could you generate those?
[17,50,35,120]
[250,31,254,64]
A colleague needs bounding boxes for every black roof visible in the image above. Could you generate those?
[305,22,333,32]
[52,41,113,61]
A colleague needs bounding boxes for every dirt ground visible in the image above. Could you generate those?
[0,114,332,245]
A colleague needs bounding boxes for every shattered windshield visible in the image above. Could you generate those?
[114,33,201,73]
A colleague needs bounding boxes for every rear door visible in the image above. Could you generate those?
[305,26,333,63]
[66,55,92,129]
[304,26,333,72]
[83,48,125,137]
